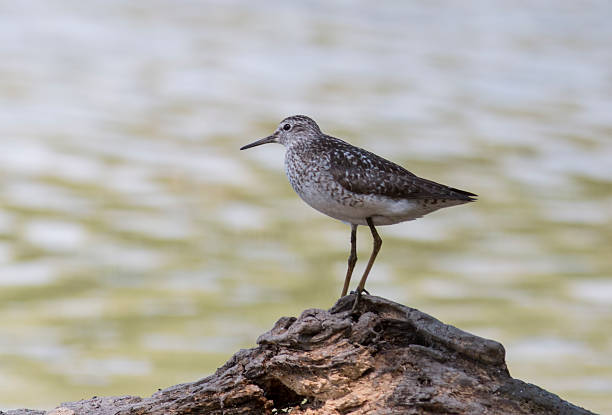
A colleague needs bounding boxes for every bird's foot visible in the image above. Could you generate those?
[350,289,368,314]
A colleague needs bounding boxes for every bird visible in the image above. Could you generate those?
[240,115,476,309]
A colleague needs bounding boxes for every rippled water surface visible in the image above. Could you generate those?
[1,1,611,412]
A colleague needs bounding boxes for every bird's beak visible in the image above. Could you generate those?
[240,133,278,150]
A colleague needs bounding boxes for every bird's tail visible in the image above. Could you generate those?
[449,187,478,201]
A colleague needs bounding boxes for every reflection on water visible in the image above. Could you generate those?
[1,0,611,412]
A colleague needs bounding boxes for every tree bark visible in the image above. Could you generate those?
[2,295,597,415]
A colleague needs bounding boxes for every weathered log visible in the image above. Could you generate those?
[2,295,597,415]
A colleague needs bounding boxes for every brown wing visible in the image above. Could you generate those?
[326,136,476,201]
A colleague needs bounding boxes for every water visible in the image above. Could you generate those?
[1,1,611,412]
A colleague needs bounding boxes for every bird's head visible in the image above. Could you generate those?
[240,115,322,150]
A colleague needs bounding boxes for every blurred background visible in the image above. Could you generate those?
[1,0,611,412]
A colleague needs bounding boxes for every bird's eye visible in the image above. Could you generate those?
[283,123,291,131]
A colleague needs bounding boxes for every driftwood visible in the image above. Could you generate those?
[3,295,597,415]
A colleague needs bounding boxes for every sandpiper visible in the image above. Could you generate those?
[241,115,476,307]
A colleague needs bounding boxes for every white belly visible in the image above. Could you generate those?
[296,187,436,226]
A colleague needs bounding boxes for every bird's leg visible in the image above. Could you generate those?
[341,224,358,297]
[356,218,382,293]
[352,217,382,312]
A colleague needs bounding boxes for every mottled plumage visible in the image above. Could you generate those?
[241,115,476,305]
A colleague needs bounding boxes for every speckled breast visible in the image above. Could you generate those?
[284,147,362,220]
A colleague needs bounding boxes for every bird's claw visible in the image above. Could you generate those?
[350,288,368,314]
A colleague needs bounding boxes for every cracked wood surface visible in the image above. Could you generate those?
[2,295,597,415]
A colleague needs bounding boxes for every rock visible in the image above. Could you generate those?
[1,295,597,415]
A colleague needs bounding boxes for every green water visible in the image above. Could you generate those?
[1,1,611,413]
